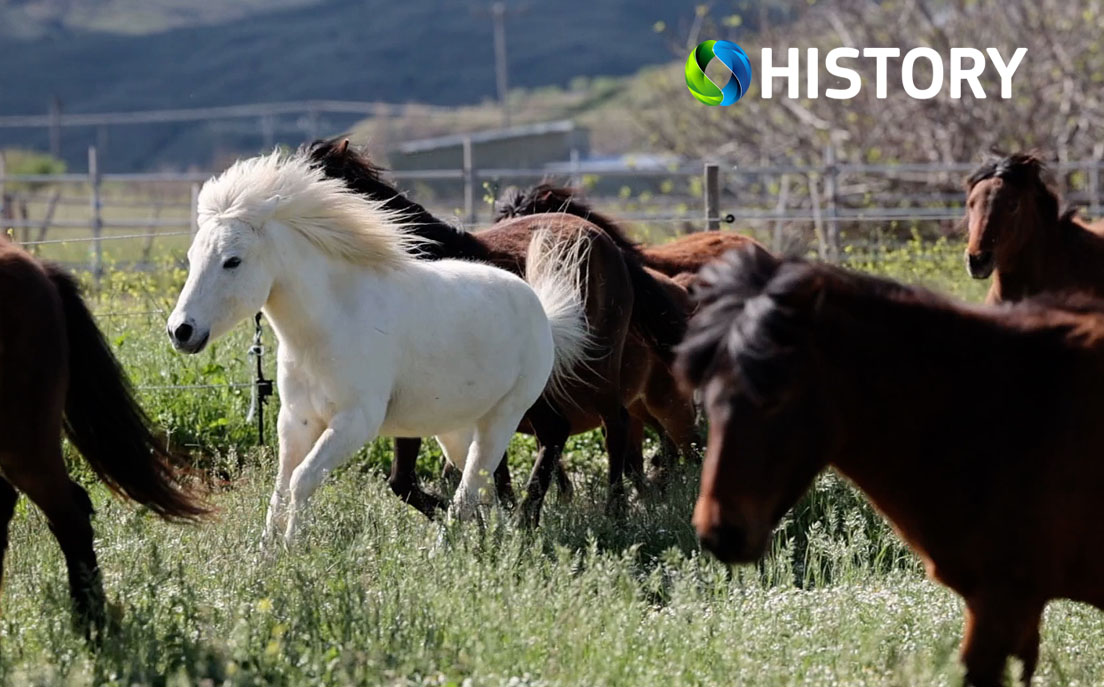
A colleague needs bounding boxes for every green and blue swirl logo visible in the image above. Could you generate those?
[685,40,753,106]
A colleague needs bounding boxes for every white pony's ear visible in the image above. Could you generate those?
[257,194,283,220]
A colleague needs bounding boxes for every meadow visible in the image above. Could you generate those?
[2,235,1101,686]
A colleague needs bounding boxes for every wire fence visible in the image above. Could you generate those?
[6,145,1101,443]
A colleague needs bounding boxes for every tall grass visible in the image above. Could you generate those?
[6,237,1098,686]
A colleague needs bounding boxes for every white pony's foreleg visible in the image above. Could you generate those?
[284,407,381,544]
[261,408,321,550]
[452,412,520,520]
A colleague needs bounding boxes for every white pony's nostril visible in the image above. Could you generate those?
[173,322,194,343]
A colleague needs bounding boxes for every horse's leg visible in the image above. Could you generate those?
[284,407,380,544]
[959,595,1045,687]
[493,457,517,510]
[11,456,104,638]
[389,438,445,518]
[262,408,321,550]
[452,411,522,521]
[518,399,571,527]
[623,410,651,494]
[0,479,18,586]
[642,369,700,488]
[599,401,632,516]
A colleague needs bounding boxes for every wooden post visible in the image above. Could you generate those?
[88,146,103,280]
[48,96,62,159]
[569,147,581,189]
[808,172,828,261]
[772,174,790,253]
[463,137,476,224]
[0,151,8,238]
[190,182,200,235]
[824,144,840,261]
[1091,154,1102,218]
[704,162,720,231]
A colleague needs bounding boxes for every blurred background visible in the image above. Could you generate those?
[1,0,1101,271]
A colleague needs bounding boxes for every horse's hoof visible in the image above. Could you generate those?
[555,476,575,504]
[605,490,629,518]
[516,496,543,528]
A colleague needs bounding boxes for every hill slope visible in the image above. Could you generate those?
[0,0,689,169]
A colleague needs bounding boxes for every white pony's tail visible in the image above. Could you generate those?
[525,228,595,404]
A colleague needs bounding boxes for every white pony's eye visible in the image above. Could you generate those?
[223,257,242,270]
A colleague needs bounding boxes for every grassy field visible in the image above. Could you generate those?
[1,237,1100,686]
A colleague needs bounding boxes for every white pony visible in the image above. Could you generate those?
[167,150,590,544]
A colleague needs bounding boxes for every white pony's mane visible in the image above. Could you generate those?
[197,150,422,269]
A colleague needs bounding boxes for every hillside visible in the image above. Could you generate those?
[0,0,694,170]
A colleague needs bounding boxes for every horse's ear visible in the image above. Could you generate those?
[337,139,350,155]
[257,195,283,220]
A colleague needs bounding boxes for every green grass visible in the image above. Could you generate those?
[2,237,1100,685]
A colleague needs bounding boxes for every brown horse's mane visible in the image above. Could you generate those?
[302,138,488,261]
[495,184,645,258]
[678,245,1104,404]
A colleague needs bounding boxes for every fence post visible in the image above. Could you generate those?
[462,136,476,224]
[190,182,200,235]
[704,162,720,231]
[824,144,840,262]
[1091,157,1102,218]
[88,146,103,280]
[0,151,7,237]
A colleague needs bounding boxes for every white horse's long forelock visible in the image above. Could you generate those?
[196,150,428,268]
[525,227,598,405]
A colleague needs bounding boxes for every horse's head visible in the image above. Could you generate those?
[676,247,835,564]
[168,197,279,354]
[964,152,1057,279]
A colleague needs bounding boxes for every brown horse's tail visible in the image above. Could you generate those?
[46,265,209,521]
[497,184,688,360]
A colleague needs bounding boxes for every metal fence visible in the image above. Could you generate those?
[5,145,1104,275]
[6,145,1102,443]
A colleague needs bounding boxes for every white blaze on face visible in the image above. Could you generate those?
[167,217,272,353]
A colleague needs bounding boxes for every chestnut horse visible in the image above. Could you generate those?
[0,239,207,637]
[306,139,688,521]
[494,183,770,288]
[493,183,735,477]
[965,152,1104,303]
[678,245,1104,687]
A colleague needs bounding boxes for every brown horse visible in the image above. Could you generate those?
[0,239,207,637]
[305,139,688,522]
[493,184,721,478]
[678,245,1104,687]
[965,152,1104,303]
[494,183,770,288]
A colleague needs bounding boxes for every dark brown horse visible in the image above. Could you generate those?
[493,184,715,476]
[0,239,207,637]
[494,183,770,288]
[965,152,1104,303]
[305,139,688,521]
[678,245,1104,687]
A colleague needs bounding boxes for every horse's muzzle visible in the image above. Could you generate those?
[965,250,995,279]
[167,319,210,354]
[696,521,759,565]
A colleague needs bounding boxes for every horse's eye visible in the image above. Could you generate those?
[223,257,242,270]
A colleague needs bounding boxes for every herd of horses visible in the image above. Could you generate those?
[0,142,1100,685]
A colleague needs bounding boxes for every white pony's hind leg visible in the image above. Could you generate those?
[284,406,381,544]
[435,429,475,472]
[262,409,321,550]
[452,412,522,520]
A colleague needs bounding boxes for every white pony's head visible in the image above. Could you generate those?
[168,150,416,353]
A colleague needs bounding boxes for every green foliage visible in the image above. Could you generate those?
[16,237,1096,684]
